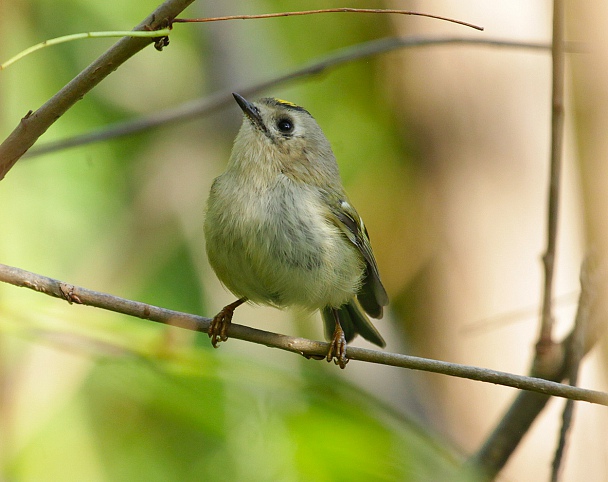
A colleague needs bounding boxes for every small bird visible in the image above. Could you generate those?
[204,93,388,368]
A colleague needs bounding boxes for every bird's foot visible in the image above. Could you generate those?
[208,298,245,348]
[327,321,349,369]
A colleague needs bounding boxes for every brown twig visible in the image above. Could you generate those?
[550,256,597,481]
[173,8,484,31]
[0,0,195,181]
[537,0,567,367]
[0,262,606,405]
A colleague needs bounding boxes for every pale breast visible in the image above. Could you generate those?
[205,174,363,310]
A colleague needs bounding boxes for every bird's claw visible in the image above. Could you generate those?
[208,298,246,348]
[208,307,233,348]
[327,326,349,369]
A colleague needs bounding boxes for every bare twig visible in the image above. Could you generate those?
[0,29,172,71]
[0,263,606,405]
[538,0,567,364]
[551,257,598,481]
[551,352,579,481]
[173,8,484,31]
[0,0,195,181]
[0,7,480,72]
[24,37,559,159]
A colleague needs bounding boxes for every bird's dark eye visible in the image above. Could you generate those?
[276,118,294,133]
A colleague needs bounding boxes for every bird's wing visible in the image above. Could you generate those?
[326,197,389,318]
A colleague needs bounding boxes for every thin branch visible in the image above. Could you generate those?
[24,37,561,159]
[0,7,481,72]
[173,8,484,31]
[0,29,172,71]
[538,0,567,359]
[0,263,606,405]
[0,0,195,181]
[551,361,578,481]
[551,257,596,481]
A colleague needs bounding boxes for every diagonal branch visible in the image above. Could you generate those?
[0,263,606,406]
[467,257,607,479]
[24,37,566,159]
[0,0,195,181]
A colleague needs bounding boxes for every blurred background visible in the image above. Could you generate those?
[1,0,606,480]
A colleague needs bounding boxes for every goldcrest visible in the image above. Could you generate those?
[204,93,388,368]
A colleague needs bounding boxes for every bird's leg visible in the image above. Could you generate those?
[208,298,246,348]
[327,308,349,369]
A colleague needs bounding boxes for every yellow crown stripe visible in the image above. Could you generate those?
[275,99,300,108]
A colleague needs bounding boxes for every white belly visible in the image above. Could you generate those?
[204,174,363,310]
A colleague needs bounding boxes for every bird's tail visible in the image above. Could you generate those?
[322,300,386,348]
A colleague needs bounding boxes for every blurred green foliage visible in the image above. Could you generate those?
[0,1,467,480]
[4,353,463,481]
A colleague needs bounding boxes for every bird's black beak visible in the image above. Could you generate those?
[233,93,266,132]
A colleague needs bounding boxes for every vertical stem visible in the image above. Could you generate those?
[539,0,566,348]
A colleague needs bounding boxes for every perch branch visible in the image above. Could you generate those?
[0,263,606,406]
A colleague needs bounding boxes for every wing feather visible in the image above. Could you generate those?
[326,198,389,318]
